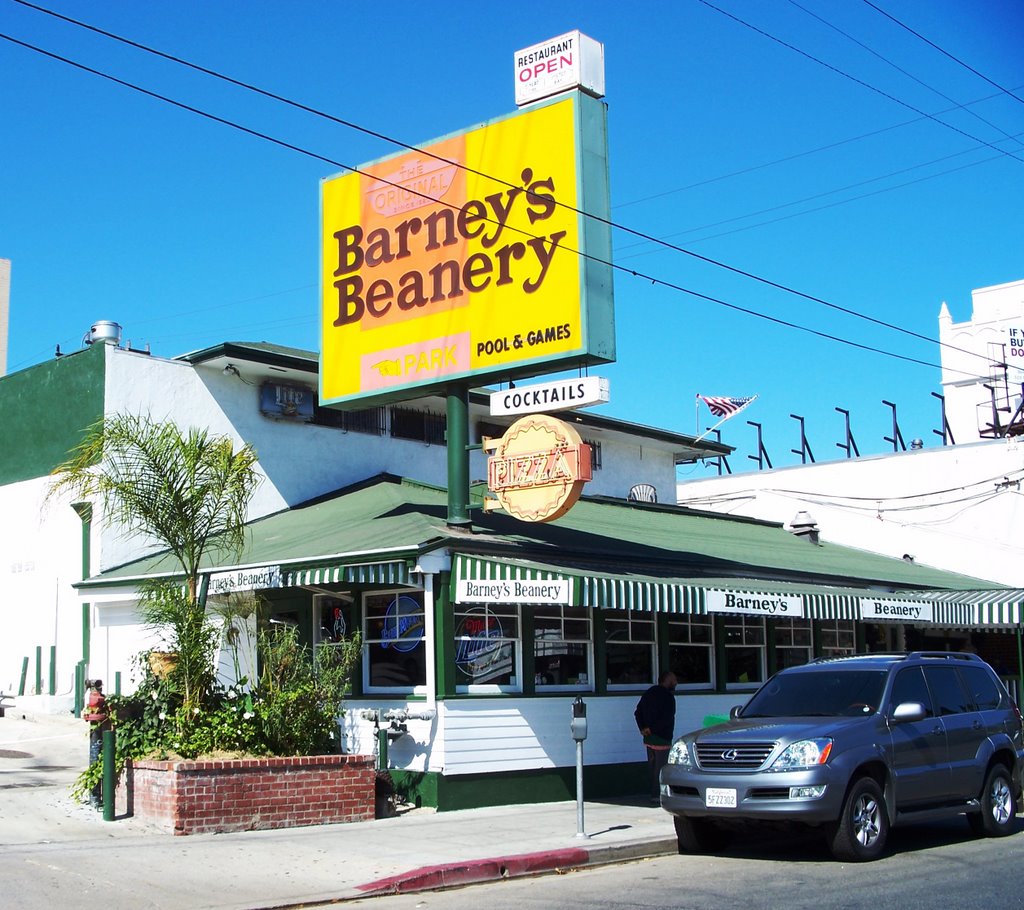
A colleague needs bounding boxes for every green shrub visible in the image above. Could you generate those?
[72,625,362,801]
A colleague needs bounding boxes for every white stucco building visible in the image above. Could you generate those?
[0,330,721,704]
[678,279,1024,589]
[940,278,1024,444]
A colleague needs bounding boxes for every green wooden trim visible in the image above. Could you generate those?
[73,504,93,664]
[765,618,779,678]
[390,761,648,812]
[713,615,728,692]
[593,609,608,695]
[521,607,536,696]
[434,571,456,698]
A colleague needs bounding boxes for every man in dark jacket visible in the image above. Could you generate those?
[634,670,677,802]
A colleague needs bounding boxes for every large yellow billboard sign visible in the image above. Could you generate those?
[320,91,613,407]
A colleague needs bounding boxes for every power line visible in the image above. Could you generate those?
[696,0,1024,164]
[0,15,996,379]
[787,0,1023,146]
[6,0,1004,375]
[861,0,1024,107]
[618,131,1024,254]
[615,83,1022,211]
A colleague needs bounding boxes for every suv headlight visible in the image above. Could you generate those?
[668,739,692,766]
[769,737,833,771]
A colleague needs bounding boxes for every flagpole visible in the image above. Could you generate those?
[693,395,758,444]
[693,415,729,445]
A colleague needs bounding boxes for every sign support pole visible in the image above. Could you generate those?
[446,384,472,528]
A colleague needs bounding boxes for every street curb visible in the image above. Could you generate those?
[350,836,679,898]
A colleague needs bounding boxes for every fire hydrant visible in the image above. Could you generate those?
[82,680,109,809]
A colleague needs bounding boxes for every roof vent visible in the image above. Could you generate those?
[84,321,122,346]
[788,510,820,545]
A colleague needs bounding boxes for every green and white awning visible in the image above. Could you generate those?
[450,555,1014,626]
[283,560,411,588]
[919,589,1024,626]
[452,552,962,626]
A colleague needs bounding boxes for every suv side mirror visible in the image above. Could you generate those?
[729,705,743,720]
[891,701,927,723]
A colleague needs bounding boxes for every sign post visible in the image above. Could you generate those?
[446,385,471,527]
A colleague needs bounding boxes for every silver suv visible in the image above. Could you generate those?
[661,652,1024,861]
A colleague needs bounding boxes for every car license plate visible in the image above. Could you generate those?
[705,788,737,808]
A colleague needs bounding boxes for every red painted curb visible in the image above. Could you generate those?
[355,846,592,895]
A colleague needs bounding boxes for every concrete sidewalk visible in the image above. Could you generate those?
[0,708,678,909]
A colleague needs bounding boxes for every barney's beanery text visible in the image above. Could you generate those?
[331,168,565,327]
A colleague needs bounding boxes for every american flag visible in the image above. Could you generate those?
[699,395,755,418]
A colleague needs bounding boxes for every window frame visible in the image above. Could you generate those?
[361,589,428,695]
[533,604,594,692]
[604,609,657,691]
[722,614,766,691]
[774,617,813,670]
[667,613,715,690]
[454,602,523,695]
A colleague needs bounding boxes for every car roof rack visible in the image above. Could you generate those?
[906,651,982,662]
[807,652,907,664]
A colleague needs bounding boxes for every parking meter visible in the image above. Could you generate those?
[571,696,588,741]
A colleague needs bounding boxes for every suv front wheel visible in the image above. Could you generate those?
[968,763,1016,837]
[828,776,888,862]
[674,815,733,853]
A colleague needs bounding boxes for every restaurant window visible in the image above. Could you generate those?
[534,605,593,690]
[314,594,352,647]
[362,591,427,692]
[723,615,765,689]
[774,618,813,670]
[455,604,521,692]
[818,619,856,656]
[605,610,655,688]
[668,614,714,689]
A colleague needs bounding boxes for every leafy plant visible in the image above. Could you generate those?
[254,624,362,755]
[139,580,219,722]
[49,413,261,602]
[71,626,363,800]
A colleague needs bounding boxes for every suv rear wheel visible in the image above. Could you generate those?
[828,777,888,862]
[674,815,732,853]
[967,763,1016,837]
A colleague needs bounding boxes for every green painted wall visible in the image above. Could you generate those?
[0,345,106,485]
[391,761,648,812]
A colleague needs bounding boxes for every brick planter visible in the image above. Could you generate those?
[117,754,376,835]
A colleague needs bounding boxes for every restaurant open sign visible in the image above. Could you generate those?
[319,92,614,408]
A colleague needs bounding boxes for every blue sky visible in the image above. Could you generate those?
[2,0,1021,475]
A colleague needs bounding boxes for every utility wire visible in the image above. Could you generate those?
[861,0,1024,107]
[0,9,1002,379]
[619,131,1024,254]
[788,0,1023,145]
[6,0,1005,376]
[639,141,1018,255]
[696,0,1024,164]
[0,29,956,376]
[616,83,1022,211]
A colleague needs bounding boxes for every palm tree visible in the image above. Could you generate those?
[50,413,261,600]
[50,413,261,712]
